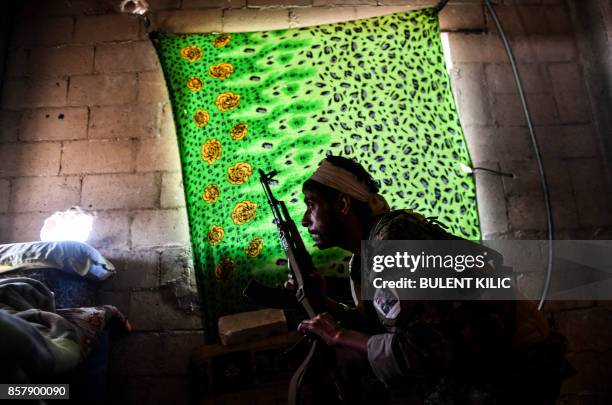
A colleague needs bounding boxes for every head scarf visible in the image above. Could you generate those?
[308,160,390,216]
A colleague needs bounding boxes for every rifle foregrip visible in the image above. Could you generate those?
[243,279,300,309]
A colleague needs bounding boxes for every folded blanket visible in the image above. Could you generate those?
[0,277,129,383]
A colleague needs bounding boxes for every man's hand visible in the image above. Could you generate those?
[298,312,342,346]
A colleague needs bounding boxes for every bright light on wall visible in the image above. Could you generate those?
[440,32,453,71]
[40,207,94,243]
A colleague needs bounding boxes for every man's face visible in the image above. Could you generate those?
[301,189,342,249]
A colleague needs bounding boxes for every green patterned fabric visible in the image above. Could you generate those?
[151,8,479,328]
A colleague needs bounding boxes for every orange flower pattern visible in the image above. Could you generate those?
[231,200,257,225]
[230,123,248,140]
[208,225,224,245]
[212,34,231,48]
[186,77,203,92]
[246,238,264,258]
[201,139,222,164]
[180,45,203,62]
[194,109,210,127]
[215,258,236,286]
[202,184,220,203]
[209,62,235,80]
[227,162,253,185]
[215,92,240,112]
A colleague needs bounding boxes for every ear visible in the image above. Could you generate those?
[335,193,351,216]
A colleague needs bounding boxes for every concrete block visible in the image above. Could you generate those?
[549,191,579,230]
[548,63,591,124]
[289,7,357,27]
[29,46,94,76]
[554,308,612,352]
[439,3,485,32]
[218,309,287,345]
[160,247,194,286]
[129,291,202,331]
[13,17,74,46]
[61,139,135,174]
[0,110,21,142]
[10,176,81,213]
[492,93,559,126]
[450,63,493,126]
[0,212,50,243]
[131,209,190,247]
[484,5,524,34]
[250,0,311,6]
[354,5,426,20]
[89,103,161,139]
[161,172,186,208]
[68,74,138,106]
[81,173,159,210]
[447,33,507,63]
[20,107,88,141]
[223,8,290,32]
[101,249,160,290]
[535,125,599,159]
[1,78,68,109]
[491,94,524,127]
[137,71,169,103]
[182,0,246,8]
[74,15,141,43]
[94,41,159,73]
[464,126,533,164]
[22,0,115,17]
[88,210,131,250]
[501,159,572,195]
[484,63,551,94]
[567,158,608,194]
[135,137,181,172]
[527,94,559,125]
[516,5,551,34]
[548,63,585,94]
[313,0,376,4]
[507,192,547,231]
[514,34,577,62]
[160,103,177,137]
[474,162,509,235]
[0,180,9,213]
[154,9,223,33]
[545,5,573,34]
[573,190,612,228]
[0,142,61,177]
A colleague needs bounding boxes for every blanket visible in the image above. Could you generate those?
[0,277,129,383]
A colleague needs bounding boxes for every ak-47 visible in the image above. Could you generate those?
[243,169,328,405]
[243,169,326,317]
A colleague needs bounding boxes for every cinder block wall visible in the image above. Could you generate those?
[0,0,610,403]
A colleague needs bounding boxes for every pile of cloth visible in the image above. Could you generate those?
[0,277,129,383]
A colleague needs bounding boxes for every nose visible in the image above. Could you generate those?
[301,212,311,228]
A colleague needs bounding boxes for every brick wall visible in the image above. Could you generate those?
[0,0,610,403]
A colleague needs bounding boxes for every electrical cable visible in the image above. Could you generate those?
[436,0,450,12]
[472,167,514,178]
[483,0,554,311]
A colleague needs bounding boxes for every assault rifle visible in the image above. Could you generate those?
[243,169,326,316]
[243,169,328,405]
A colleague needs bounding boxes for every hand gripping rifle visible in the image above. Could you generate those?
[242,169,327,405]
